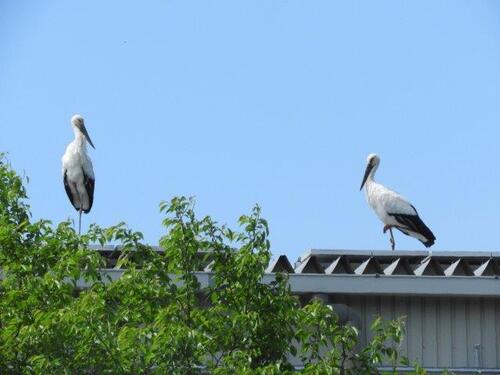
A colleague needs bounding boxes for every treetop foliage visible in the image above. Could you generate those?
[0,153,433,374]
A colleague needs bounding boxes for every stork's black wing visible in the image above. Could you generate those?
[388,209,436,248]
[83,172,95,214]
[63,170,79,212]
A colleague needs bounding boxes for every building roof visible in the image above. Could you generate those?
[89,246,500,297]
[293,248,500,276]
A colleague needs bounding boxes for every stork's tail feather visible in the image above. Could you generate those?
[390,212,436,248]
[422,238,435,248]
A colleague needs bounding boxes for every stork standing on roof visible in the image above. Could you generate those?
[62,114,95,234]
[360,153,435,250]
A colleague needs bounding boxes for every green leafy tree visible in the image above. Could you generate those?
[0,153,435,374]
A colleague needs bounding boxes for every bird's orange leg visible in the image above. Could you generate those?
[78,209,82,235]
[389,227,395,250]
[383,225,396,250]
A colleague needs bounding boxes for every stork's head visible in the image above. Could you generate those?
[71,114,84,127]
[366,153,380,167]
[71,114,95,149]
[360,153,380,190]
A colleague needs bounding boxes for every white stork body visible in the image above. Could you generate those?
[360,154,435,250]
[62,115,95,233]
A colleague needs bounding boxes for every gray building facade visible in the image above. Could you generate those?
[273,249,500,374]
[93,247,500,374]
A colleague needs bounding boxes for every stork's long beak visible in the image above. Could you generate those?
[360,163,373,190]
[81,125,95,149]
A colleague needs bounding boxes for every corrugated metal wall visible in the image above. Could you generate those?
[91,247,500,372]
[335,295,500,369]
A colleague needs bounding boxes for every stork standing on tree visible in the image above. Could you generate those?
[360,153,435,250]
[62,114,95,234]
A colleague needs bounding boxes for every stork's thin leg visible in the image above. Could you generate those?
[78,209,82,235]
[389,227,395,250]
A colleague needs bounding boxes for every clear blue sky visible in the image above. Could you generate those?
[1,1,500,262]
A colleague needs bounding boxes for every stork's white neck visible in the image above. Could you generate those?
[72,126,87,147]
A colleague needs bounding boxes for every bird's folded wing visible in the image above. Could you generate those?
[380,190,416,214]
[389,212,435,241]
[83,173,95,213]
[63,170,78,211]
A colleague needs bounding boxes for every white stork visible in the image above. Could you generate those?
[62,114,95,234]
[360,153,435,250]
